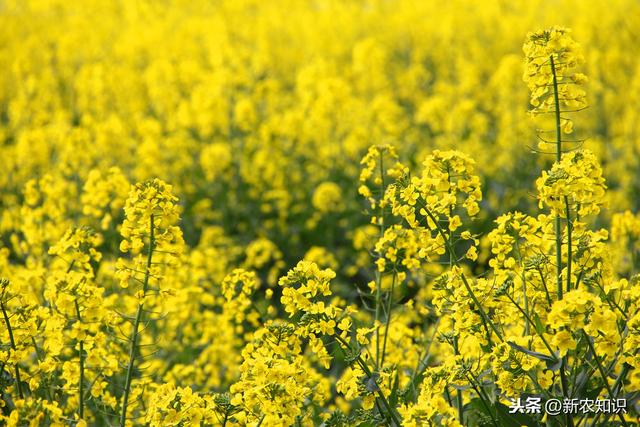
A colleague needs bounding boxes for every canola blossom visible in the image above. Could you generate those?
[1,1,640,426]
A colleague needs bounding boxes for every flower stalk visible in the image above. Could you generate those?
[120,214,155,427]
[0,290,23,400]
[74,299,85,420]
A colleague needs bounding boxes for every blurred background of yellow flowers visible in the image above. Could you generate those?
[1,0,640,426]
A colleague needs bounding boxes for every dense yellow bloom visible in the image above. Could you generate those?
[390,150,482,231]
[116,179,183,290]
[146,383,216,426]
[229,325,329,426]
[221,268,261,325]
[0,1,639,426]
[399,360,463,427]
[81,167,130,230]
[200,142,233,182]
[523,26,587,114]
[119,179,182,256]
[610,210,640,274]
[536,149,607,218]
[312,181,344,213]
[279,261,338,330]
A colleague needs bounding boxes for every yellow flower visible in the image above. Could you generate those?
[465,245,478,261]
[312,181,344,214]
[552,330,576,356]
[536,150,607,218]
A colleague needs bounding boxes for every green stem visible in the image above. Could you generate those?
[119,214,155,427]
[537,267,553,307]
[551,55,573,427]
[380,272,396,367]
[465,372,499,427]
[550,55,564,302]
[375,150,386,369]
[453,337,464,425]
[79,340,84,419]
[335,335,401,426]
[559,359,574,427]
[374,270,382,369]
[422,205,503,342]
[445,172,465,425]
[565,197,573,293]
[513,241,530,335]
[504,293,555,356]
[75,299,84,420]
[550,55,563,163]
[456,389,464,425]
[1,300,23,399]
[583,331,629,427]
[554,219,563,301]
[445,171,465,426]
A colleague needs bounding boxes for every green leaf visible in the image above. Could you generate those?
[532,312,545,335]
[388,369,400,407]
[507,341,556,363]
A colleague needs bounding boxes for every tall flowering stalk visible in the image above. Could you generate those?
[47,226,104,423]
[524,29,587,427]
[357,145,408,424]
[116,179,182,426]
[523,27,632,427]
[523,26,587,299]
[0,279,23,400]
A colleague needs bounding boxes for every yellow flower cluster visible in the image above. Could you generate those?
[312,181,344,214]
[523,26,587,115]
[116,179,183,291]
[536,149,607,218]
[221,268,261,326]
[0,1,639,426]
[398,150,482,223]
[81,167,130,230]
[611,210,640,274]
[229,325,330,426]
[279,261,339,336]
[119,179,182,256]
[146,383,217,426]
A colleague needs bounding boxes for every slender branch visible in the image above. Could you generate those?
[374,150,385,369]
[565,197,573,293]
[120,214,155,427]
[465,371,499,427]
[334,335,401,426]
[504,293,555,356]
[551,55,573,427]
[421,205,503,342]
[380,272,397,367]
[75,299,85,420]
[537,267,553,306]
[550,55,564,303]
[453,337,464,424]
[1,300,23,399]
[513,240,530,335]
[583,331,629,427]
